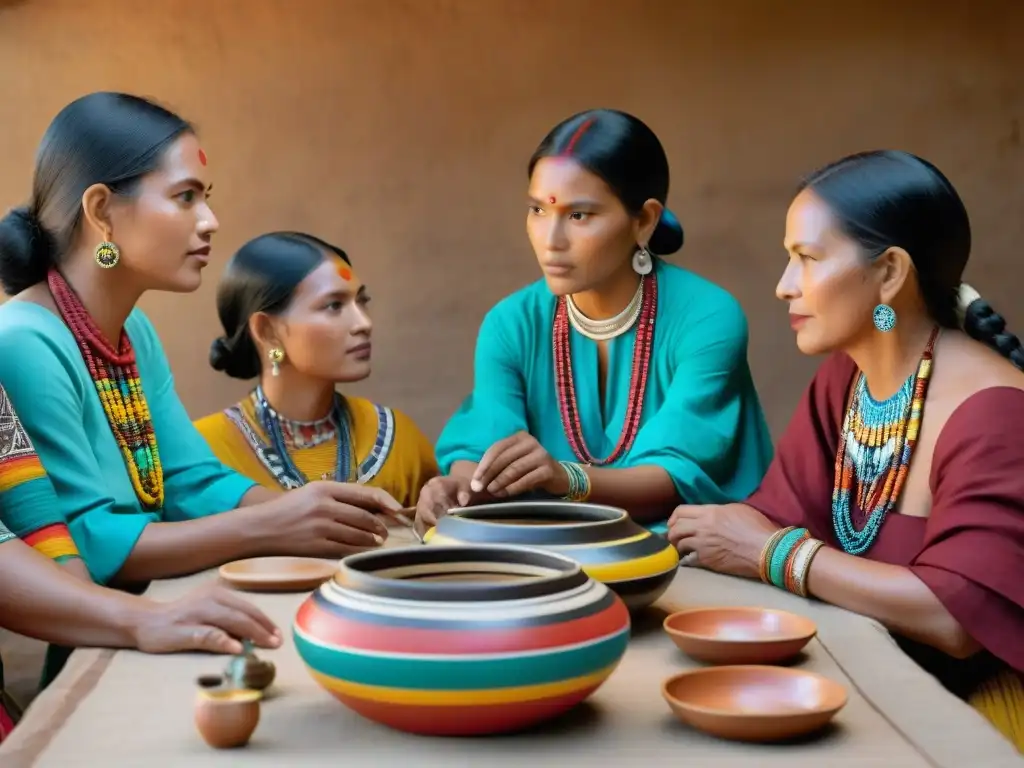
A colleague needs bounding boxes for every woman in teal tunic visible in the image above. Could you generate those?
[417,109,774,533]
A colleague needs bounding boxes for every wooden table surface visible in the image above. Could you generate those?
[2,527,1020,767]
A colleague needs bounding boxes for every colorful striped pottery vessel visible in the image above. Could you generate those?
[425,501,679,610]
[293,544,630,736]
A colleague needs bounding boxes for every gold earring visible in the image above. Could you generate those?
[268,347,284,377]
[95,240,120,269]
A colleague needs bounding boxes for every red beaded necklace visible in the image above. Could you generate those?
[553,274,657,466]
[47,269,164,510]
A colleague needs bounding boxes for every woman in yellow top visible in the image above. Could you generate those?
[195,231,437,507]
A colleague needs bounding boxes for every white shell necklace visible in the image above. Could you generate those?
[565,277,645,341]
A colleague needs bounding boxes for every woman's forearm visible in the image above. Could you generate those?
[450,461,480,481]
[112,505,274,586]
[61,557,93,581]
[0,538,147,648]
[455,459,677,523]
[807,547,981,658]
[239,484,279,507]
[572,465,678,523]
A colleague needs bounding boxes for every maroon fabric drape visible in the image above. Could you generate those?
[746,352,1024,674]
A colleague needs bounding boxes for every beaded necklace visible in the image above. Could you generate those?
[223,388,396,490]
[831,327,938,554]
[257,387,352,487]
[553,274,657,466]
[47,269,164,510]
[275,408,337,449]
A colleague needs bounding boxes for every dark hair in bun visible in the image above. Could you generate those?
[0,207,58,295]
[528,109,684,256]
[0,92,192,295]
[210,231,351,379]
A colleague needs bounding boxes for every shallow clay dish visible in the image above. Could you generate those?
[662,665,847,742]
[219,557,337,593]
[664,606,816,664]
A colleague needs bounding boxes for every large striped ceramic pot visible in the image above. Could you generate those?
[425,501,679,610]
[293,544,630,736]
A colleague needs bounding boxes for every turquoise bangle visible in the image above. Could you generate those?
[559,461,590,502]
[768,527,807,588]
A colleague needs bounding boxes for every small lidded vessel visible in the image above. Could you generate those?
[194,688,261,749]
[193,640,273,749]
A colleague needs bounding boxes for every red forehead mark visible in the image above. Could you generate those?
[197,148,207,166]
[560,118,594,156]
[337,265,352,281]
[548,196,556,204]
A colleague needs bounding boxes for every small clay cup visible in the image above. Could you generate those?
[194,688,261,749]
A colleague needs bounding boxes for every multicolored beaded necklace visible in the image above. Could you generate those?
[47,269,164,510]
[831,327,938,555]
[223,388,395,490]
[553,274,657,466]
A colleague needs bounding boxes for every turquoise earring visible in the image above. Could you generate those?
[873,304,896,332]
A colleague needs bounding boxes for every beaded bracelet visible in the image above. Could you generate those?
[768,528,810,589]
[758,526,795,584]
[782,537,805,594]
[787,538,825,597]
[559,461,591,502]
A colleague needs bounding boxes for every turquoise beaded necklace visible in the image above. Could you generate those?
[831,329,937,555]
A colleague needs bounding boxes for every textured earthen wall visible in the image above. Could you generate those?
[1,0,1021,439]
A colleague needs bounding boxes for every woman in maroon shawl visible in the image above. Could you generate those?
[668,150,1024,750]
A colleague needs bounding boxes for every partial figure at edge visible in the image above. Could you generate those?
[0,383,280,743]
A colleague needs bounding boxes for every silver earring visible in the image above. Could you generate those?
[632,245,653,276]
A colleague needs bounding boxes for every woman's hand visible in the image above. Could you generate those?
[130,584,282,655]
[470,431,566,498]
[667,503,779,579]
[414,475,469,534]
[256,481,397,558]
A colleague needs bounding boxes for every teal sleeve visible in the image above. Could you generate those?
[0,330,149,585]
[130,312,257,521]
[626,294,772,506]
[435,303,530,474]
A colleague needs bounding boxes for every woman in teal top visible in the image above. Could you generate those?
[418,109,773,533]
[0,92,403,590]
[0,305,261,585]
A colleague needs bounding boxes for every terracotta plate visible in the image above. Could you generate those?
[664,606,817,664]
[662,665,847,742]
[219,557,337,593]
